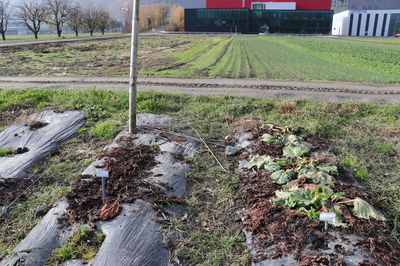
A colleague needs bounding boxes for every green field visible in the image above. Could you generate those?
[1,34,399,83]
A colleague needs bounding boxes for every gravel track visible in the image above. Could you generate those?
[1,76,400,103]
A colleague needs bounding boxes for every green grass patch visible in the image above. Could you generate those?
[90,120,121,138]
[0,147,15,157]
[47,226,105,265]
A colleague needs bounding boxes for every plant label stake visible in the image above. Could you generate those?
[319,212,336,232]
[96,170,109,203]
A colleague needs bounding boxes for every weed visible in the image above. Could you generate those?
[90,120,121,138]
[47,226,105,264]
[0,147,15,157]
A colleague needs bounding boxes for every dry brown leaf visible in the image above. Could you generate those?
[99,199,121,220]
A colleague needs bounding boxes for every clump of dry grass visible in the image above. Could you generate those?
[276,102,297,114]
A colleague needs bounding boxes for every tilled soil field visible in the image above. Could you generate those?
[237,126,400,265]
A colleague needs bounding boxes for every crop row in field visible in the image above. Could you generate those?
[162,35,400,83]
[1,34,399,83]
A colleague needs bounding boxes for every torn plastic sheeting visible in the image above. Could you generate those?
[89,200,169,266]
[1,200,72,266]
[0,110,85,179]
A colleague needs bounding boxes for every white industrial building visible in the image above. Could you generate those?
[332,9,400,37]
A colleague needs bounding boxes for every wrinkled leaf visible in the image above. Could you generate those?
[317,163,338,175]
[264,162,281,172]
[261,134,285,145]
[352,198,386,221]
[244,155,272,169]
[276,158,289,167]
[287,134,300,144]
[270,169,295,185]
[292,143,311,157]
[283,142,311,158]
[313,171,334,186]
[299,207,320,220]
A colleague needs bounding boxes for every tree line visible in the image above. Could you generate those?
[0,0,112,41]
[122,4,184,33]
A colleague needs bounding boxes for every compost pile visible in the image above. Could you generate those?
[238,125,400,265]
[64,136,179,225]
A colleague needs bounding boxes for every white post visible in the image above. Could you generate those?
[129,0,140,134]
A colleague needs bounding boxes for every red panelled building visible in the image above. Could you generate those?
[206,0,331,10]
[185,0,334,34]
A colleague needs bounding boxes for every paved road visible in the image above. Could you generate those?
[0,35,131,48]
[1,76,400,103]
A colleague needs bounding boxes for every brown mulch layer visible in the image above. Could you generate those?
[239,132,400,265]
[64,136,181,225]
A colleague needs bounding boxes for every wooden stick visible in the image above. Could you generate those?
[191,127,228,173]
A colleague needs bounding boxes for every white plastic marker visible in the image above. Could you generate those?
[96,170,109,203]
[319,212,336,231]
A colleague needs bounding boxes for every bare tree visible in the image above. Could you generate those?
[45,0,72,37]
[97,9,110,35]
[67,6,82,37]
[17,0,47,39]
[0,0,11,40]
[82,5,100,36]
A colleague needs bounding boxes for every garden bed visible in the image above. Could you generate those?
[236,125,400,265]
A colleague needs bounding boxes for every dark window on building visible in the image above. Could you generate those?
[373,14,379,36]
[365,13,370,36]
[388,13,400,36]
[356,13,362,36]
[349,13,354,35]
[381,14,388,36]
[185,9,333,34]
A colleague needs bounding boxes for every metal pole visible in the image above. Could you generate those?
[129,0,140,134]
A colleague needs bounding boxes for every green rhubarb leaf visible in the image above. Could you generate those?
[291,142,311,157]
[283,142,311,158]
[276,158,289,167]
[261,134,285,145]
[244,155,272,169]
[283,146,295,158]
[299,207,320,220]
[313,171,334,186]
[287,134,300,144]
[317,163,338,175]
[270,169,295,185]
[264,162,281,172]
[352,198,386,221]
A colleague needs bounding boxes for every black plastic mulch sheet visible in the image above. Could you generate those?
[0,110,85,179]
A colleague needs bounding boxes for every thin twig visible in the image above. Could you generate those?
[139,127,200,154]
[191,127,228,173]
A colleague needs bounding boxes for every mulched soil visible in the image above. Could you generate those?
[64,136,182,225]
[0,177,52,206]
[238,129,400,265]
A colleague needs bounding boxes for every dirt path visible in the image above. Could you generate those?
[1,76,400,103]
